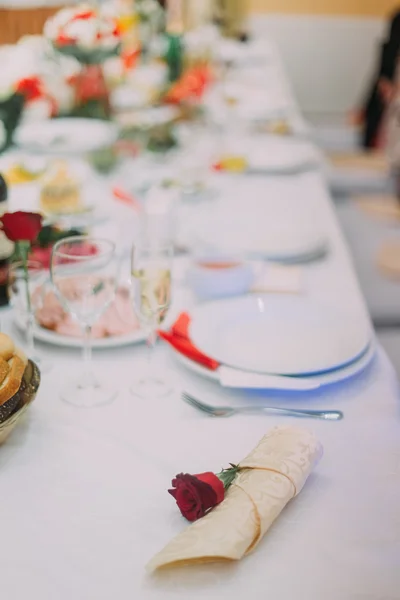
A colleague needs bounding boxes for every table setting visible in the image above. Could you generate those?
[0,3,399,599]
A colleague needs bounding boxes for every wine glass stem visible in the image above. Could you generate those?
[81,324,95,388]
[147,325,157,376]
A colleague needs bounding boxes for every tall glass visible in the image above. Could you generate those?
[50,236,119,407]
[8,260,51,371]
[131,240,173,399]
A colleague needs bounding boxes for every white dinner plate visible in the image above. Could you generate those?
[189,295,371,376]
[195,219,328,262]
[14,313,147,349]
[238,136,321,174]
[174,340,376,389]
[15,118,119,154]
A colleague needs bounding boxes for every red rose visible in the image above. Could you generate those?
[169,472,224,522]
[1,212,43,243]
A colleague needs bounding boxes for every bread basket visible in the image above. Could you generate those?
[0,360,41,445]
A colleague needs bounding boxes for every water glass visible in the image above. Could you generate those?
[50,236,119,407]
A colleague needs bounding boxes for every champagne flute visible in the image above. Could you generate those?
[50,236,119,407]
[131,240,173,399]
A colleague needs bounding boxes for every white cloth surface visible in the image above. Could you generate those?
[0,38,399,600]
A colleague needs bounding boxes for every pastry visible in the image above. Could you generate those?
[40,161,82,215]
[0,332,16,361]
[0,334,28,420]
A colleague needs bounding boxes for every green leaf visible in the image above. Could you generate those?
[93,280,105,295]
[35,226,83,248]
[216,465,240,490]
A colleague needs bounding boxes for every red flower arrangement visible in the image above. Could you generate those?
[45,5,121,62]
[169,464,239,521]
[45,5,122,119]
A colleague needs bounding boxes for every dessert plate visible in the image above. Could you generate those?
[189,295,371,376]
[14,314,147,349]
[15,118,119,154]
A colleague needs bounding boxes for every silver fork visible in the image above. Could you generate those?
[182,392,343,421]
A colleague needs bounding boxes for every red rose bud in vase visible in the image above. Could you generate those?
[0,211,43,361]
[169,465,239,521]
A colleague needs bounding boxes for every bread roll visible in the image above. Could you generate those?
[0,355,26,406]
[0,333,15,361]
[14,347,28,367]
[0,334,30,406]
[0,358,10,386]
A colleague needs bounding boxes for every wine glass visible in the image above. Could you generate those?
[50,236,119,407]
[131,239,173,399]
[8,260,52,372]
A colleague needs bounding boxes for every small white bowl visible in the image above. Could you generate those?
[187,258,254,300]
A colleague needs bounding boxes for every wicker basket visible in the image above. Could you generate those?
[0,6,64,45]
[0,360,41,445]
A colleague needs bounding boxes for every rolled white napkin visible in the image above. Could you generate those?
[147,426,323,571]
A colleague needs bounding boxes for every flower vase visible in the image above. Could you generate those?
[73,63,111,120]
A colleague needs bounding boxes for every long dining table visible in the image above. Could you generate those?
[0,38,399,600]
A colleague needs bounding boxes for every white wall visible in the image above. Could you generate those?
[250,14,386,115]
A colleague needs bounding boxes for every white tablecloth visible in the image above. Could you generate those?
[0,40,400,600]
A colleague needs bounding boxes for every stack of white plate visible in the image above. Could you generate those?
[175,294,374,390]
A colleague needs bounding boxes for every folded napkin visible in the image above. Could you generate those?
[251,264,302,294]
[147,426,323,571]
[159,312,219,371]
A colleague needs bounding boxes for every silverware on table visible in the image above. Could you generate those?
[182,392,343,421]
